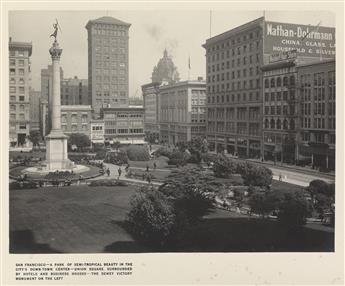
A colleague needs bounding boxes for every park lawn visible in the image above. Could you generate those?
[10,184,333,253]
[271,179,304,193]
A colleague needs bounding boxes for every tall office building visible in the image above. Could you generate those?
[86,16,131,117]
[9,38,32,147]
[203,18,264,157]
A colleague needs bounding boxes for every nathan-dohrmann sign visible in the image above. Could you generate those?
[264,21,335,58]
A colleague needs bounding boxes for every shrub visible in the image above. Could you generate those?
[125,145,150,161]
[95,149,107,160]
[126,187,176,246]
[212,155,237,178]
[88,179,128,187]
[104,150,128,165]
[9,181,38,190]
[240,163,272,187]
[167,151,189,166]
[277,191,312,227]
[248,189,283,217]
[153,147,173,158]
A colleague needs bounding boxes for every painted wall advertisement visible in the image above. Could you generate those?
[264,21,335,58]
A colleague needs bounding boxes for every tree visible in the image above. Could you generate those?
[28,130,41,149]
[125,145,150,161]
[307,180,335,216]
[126,187,175,246]
[277,191,312,227]
[240,163,272,188]
[68,133,91,151]
[112,141,121,151]
[158,168,218,223]
[248,189,284,217]
[212,154,237,178]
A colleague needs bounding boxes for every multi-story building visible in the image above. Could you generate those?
[203,18,263,157]
[159,79,206,145]
[86,16,131,117]
[262,50,298,164]
[90,119,105,144]
[142,82,161,142]
[129,96,143,106]
[101,106,145,144]
[297,59,335,170]
[29,89,41,132]
[61,105,92,137]
[61,76,88,105]
[9,38,32,147]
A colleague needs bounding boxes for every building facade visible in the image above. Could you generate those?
[9,39,32,147]
[29,89,41,132]
[262,50,298,164]
[101,106,145,144]
[90,120,105,144]
[159,79,206,145]
[203,18,264,157]
[86,16,131,117]
[142,82,161,142]
[61,105,92,137]
[61,76,88,105]
[297,60,335,170]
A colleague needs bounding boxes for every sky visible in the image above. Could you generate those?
[9,10,335,97]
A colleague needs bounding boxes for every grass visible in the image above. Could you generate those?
[9,150,46,160]
[128,156,169,169]
[10,184,334,253]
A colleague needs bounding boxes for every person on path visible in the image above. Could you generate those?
[118,167,122,179]
[279,173,283,181]
[147,173,152,185]
[106,168,110,177]
[146,164,149,172]
[153,161,157,170]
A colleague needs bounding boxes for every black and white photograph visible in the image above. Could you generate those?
[6,9,337,254]
[2,3,344,284]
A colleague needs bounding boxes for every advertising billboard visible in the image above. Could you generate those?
[264,21,335,59]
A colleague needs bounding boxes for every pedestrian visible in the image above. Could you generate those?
[125,163,130,173]
[118,167,122,179]
[279,173,282,181]
[146,164,149,172]
[153,161,157,170]
[147,174,152,185]
[106,168,110,177]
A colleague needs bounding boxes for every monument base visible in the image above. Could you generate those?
[45,130,73,171]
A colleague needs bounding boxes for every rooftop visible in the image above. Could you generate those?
[61,105,92,110]
[9,38,32,56]
[86,16,131,29]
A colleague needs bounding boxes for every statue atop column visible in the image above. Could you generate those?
[50,19,61,42]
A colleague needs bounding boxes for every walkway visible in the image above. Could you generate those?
[89,163,162,186]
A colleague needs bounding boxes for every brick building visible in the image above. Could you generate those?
[61,105,92,137]
[61,76,88,105]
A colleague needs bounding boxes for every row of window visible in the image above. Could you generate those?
[208,107,260,120]
[208,91,260,104]
[207,121,261,136]
[9,50,26,57]
[9,104,26,111]
[105,128,144,134]
[208,42,260,63]
[9,113,26,121]
[264,75,295,88]
[9,68,25,76]
[10,95,25,102]
[264,105,294,116]
[264,118,295,130]
[264,91,294,102]
[208,69,260,83]
[208,79,260,93]
[9,59,25,66]
[207,30,260,53]
[208,56,261,74]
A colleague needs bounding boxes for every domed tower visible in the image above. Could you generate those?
[151,49,180,84]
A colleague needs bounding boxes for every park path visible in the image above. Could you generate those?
[88,163,162,186]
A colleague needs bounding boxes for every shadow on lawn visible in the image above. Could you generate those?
[10,230,61,254]
[104,217,334,253]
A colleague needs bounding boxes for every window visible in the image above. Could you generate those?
[18,69,24,75]
[10,69,15,75]
[10,59,15,66]
[270,78,275,88]
[19,96,25,101]
[18,60,24,66]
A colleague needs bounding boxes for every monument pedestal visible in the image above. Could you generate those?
[45,130,73,170]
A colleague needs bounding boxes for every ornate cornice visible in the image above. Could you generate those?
[49,40,63,60]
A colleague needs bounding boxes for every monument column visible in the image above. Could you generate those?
[45,38,71,171]
[50,41,62,132]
